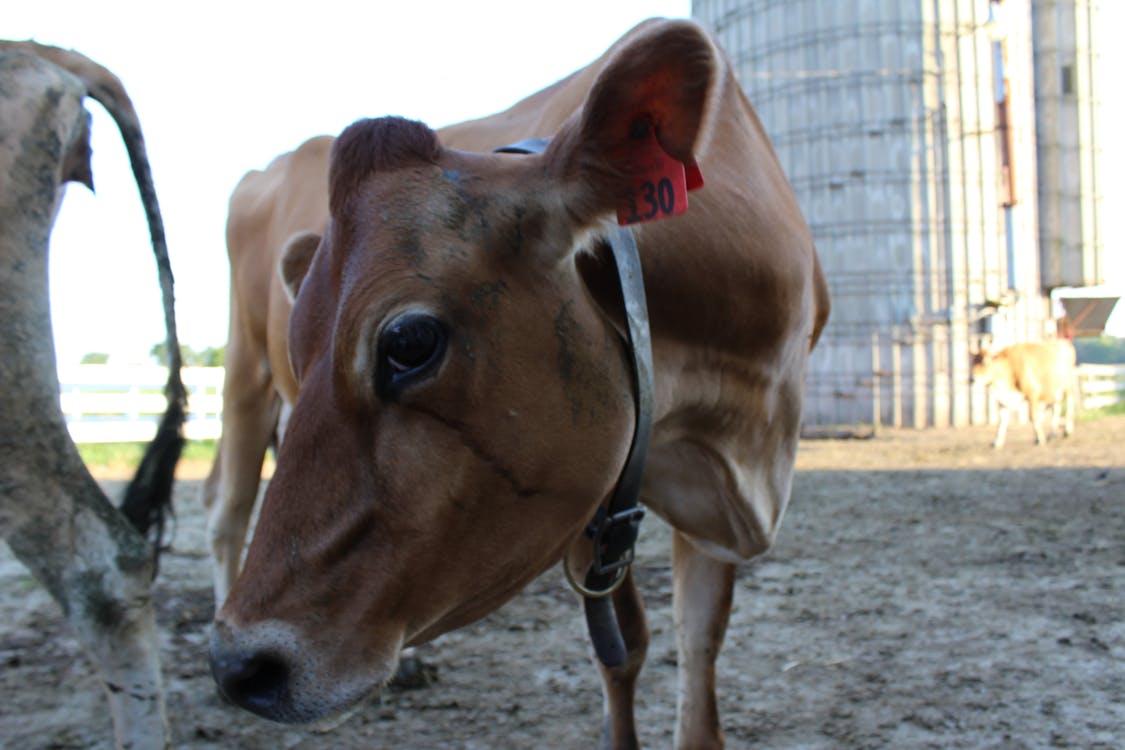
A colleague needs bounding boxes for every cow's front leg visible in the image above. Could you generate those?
[672,530,735,750]
[594,568,649,750]
[204,353,279,606]
[1044,401,1056,438]
[992,404,1011,449]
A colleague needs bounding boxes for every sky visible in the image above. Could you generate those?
[7,0,1123,366]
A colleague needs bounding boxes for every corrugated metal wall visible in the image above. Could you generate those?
[694,0,1054,428]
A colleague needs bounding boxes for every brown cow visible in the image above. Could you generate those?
[210,19,829,749]
[971,340,1077,448]
[202,136,330,605]
[1,41,185,750]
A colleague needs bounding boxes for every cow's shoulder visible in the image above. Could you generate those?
[231,136,332,210]
[227,136,333,264]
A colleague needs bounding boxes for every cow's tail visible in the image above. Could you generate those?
[15,41,188,566]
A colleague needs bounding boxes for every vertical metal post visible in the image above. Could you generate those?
[892,326,903,428]
[871,330,882,433]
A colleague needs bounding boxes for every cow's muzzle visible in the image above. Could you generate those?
[209,617,387,725]
[210,623,298,722]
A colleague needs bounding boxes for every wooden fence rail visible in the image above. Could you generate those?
[1076,363,1125,411]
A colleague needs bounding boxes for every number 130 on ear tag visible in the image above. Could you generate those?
[616,135,704,226]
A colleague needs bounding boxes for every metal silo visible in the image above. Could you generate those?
[694,0,1051,428]
[1032,0,1103,289]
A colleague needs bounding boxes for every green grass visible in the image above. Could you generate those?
[77,440,217,468]
[1081,399,1125,420]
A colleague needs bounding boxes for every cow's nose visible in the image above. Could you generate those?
[210,633,292,719]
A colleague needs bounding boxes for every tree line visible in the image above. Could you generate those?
[80,344,226,367]
[1074,336,1125,365]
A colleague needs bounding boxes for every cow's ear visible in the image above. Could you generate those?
[546,19,718,228]
[279,231,321,302]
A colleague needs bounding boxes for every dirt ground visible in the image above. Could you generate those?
[1,415,1122,749]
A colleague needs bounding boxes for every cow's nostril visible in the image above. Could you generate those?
[212,650,290,716]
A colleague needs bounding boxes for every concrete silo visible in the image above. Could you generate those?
[693,0,1097,428]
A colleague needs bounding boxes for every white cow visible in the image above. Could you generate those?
[0,42,185,749]
[971,340,1077,448]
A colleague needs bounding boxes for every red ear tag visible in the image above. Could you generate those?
[685,161,705,191]
[616,136,694,226]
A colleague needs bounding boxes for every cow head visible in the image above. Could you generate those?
[970,342,1001,386]
[211,20,718,724]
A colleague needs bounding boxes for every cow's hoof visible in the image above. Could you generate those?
[389,652,438,690]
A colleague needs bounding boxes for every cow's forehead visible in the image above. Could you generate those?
[325,157,552,332]
[343,154,547,277]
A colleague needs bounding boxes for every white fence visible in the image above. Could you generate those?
[1077,363,1125,411]
[54,362,1125,444]
[59,365,223,444]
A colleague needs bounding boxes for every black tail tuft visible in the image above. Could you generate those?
[119,392,185,575]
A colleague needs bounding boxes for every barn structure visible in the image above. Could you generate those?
[692,0,1104,427]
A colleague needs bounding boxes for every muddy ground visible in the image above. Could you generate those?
[2,415,1123,749]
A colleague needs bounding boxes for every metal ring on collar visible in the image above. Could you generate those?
[562,554,629,599]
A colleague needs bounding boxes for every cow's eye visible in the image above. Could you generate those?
[377,313,447,397]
